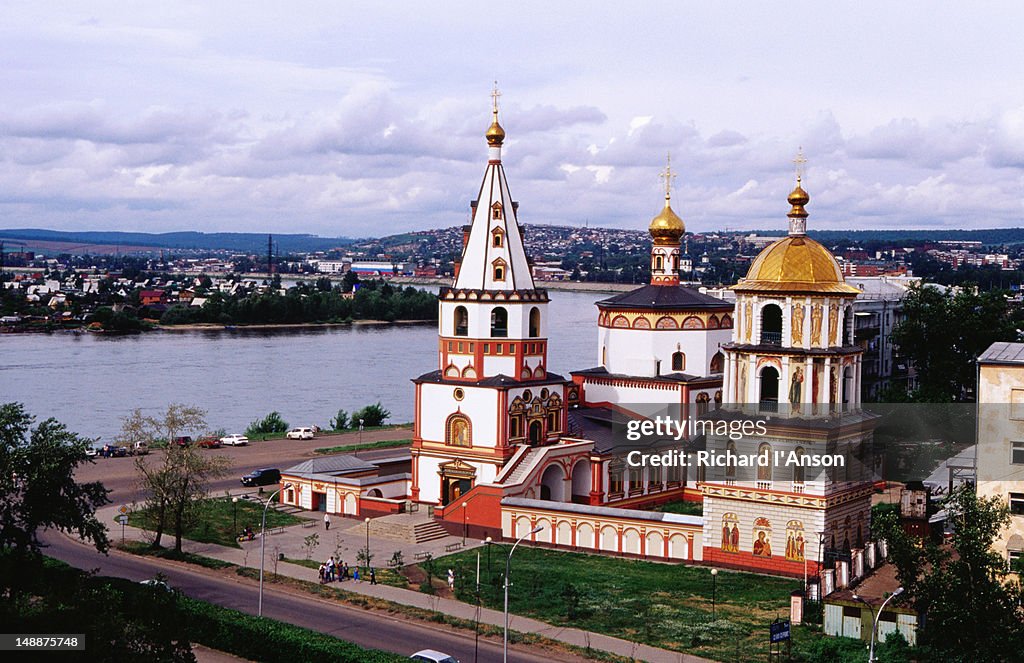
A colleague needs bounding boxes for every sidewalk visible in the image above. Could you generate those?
[103,502,709,663]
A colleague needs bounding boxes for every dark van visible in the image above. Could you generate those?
[241,468,282,487]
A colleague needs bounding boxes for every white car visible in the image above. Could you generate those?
[410,651,459,663]
[220,433,249,446]
[286,427,314,440]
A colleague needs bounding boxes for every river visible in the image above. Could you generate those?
[1,290,605,442]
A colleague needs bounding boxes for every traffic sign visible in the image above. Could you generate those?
[118,505,129,515]
[117,515,129,525]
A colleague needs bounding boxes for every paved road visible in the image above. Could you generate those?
[78,428,412,504]
[41,532,582,663]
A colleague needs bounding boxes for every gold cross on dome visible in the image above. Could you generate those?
[659,153,677,199]
[793,147,807,183]
[491,81,502,115]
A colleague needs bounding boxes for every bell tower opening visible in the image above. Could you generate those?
[759,366,780,411]
[760,304,782,346]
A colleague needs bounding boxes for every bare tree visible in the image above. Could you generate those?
[131,404,230,553]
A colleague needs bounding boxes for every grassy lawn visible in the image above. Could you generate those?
[414,546,821,661]
[118,540,236,570]
[653,500,704,516]
[128,497,304,548]
[315,438,411,454]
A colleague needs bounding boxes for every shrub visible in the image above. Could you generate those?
[351,402,391,428]
[246,411,289,437]
[330,409,349,431]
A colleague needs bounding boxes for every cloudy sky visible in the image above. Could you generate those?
[2,2,1024,237]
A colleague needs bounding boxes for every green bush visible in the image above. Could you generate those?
[351,402,391,428]
[246,411,289,436]
[180,596,406,662]
[330,409,350,430]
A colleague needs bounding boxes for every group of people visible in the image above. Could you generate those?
[317,556,378,585]
[237,526,255,541]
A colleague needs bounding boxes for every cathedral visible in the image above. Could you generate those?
[285,91,875,579]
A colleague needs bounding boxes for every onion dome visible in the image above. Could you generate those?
[486,115,505,146]
[649,196,685,244]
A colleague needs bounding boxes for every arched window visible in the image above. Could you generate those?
[793,446,806,485]
[757,442,772,484]
[492,202,503,219]
[446,414,472,447]
[490,307,508,337]
[453,306,468,337]
[492,229,504,247]
[760,304,783,345]
[725,441,737,481]
[759,366,780,411]
[529,307,540,338]
[696,392,711,416]
[671,351,685,372]
[710,351,724,374]
[493,264,505,281]
[609,460,624,495]
[654,255,664,271]
[528,420,543,445]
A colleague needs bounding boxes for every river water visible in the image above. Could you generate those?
[1,290,604,442]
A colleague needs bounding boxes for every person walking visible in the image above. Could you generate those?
[318,563,326,584]
[342,561,349,581]
[326,556,335,582]
[369,568,377,585]
[353,567,360,582]
[324,513,331,530]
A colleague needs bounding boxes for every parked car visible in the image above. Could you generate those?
[100,444,127,458]
[286,427,315,440]
[410,651,459,663]
[85,446,99,458]
[130,441,150,455]
[241,468,281,487]
[220,433,249,447]
[173,436,193,447]
[197,436,222,449]
[139,578,172,592]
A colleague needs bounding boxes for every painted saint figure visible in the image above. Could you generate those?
[810,304,823,346]
[789,366,804,405]
[753,531,771,557]
[791,304,805,347]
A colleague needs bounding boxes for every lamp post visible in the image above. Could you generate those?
[853,587,904,662]
[710,568,719,621]
[358,418,364,445]
[462,501,469,545]
[259,483,292,617]
[364,516,371,573]
[504,525,543,663]
[232,496,239,536]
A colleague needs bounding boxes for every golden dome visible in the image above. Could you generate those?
[737,235,860,294]
[649,197,685,244]
[486,116,505,146]
[787,179,809,219]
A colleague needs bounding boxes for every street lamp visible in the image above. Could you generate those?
[710,568,719,621]
[503,525,543,663]
[258,482,292,617]
[853,587,904,662]
[358,418,364,445]
[364,516,371,573]
[485,536,493,588]
[232,496,239,536]
[462,501,469,545]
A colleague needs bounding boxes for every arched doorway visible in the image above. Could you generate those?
[760,366,780,411]
[528,420,543,445]
[570,459,591,503]
[540,464,563,502]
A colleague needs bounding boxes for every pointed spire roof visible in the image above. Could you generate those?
[453,85,535,292]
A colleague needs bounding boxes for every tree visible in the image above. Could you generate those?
[129,405,231,553]
[873,485,1024,661]
[246,411,289,437]
[0,403,110,559]
[330,409,350,431]
[891,285,1019,401]
[351,402,391,428]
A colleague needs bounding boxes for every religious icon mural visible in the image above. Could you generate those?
[791,304,804,347]
[810,304,823,346]
[789,366,804,405]
[721,512,740,553]
[785,520,805,562]
[752,517,772,557]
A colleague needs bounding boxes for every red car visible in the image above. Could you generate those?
[197,436,221,449]
[173,436,193,447]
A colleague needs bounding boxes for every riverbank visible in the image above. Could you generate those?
[156,319,434,332]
